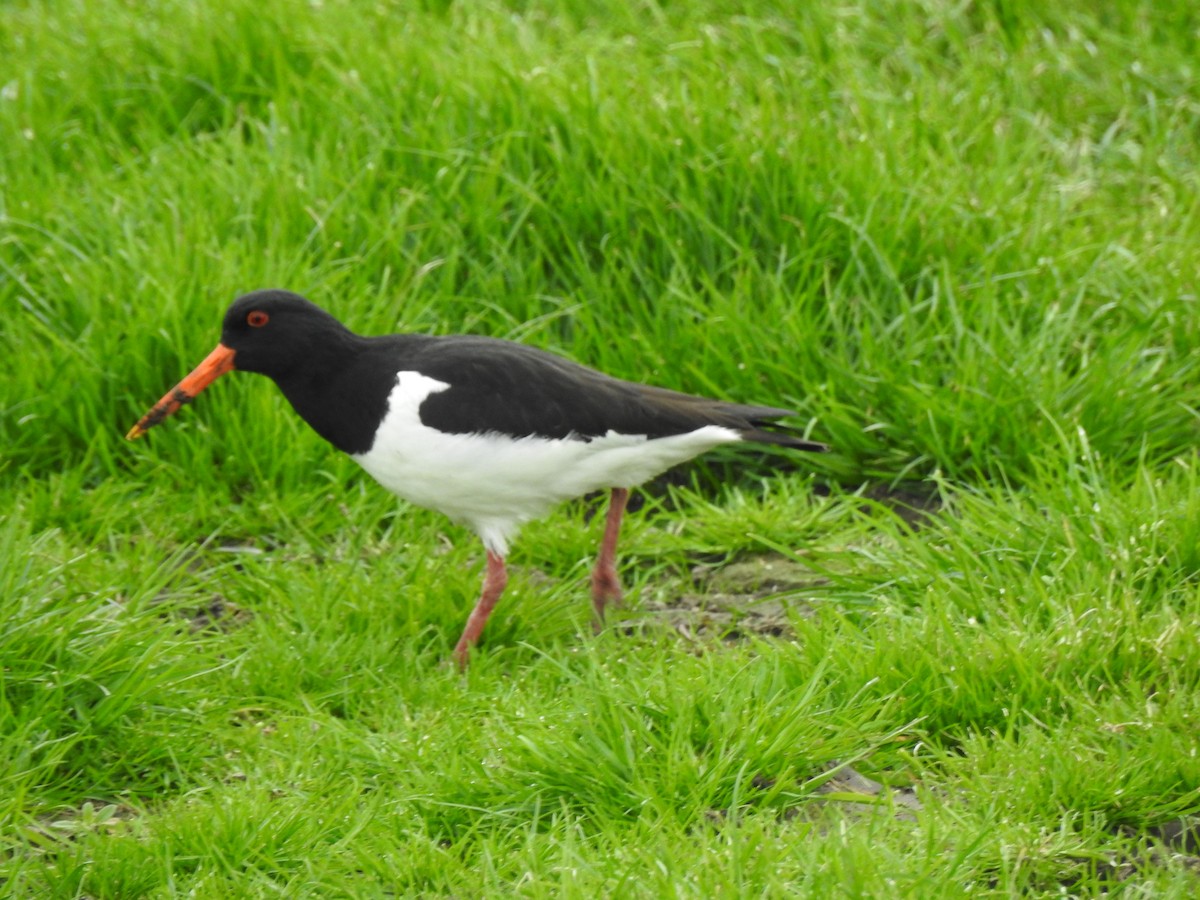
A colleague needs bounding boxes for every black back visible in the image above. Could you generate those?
[407,335,825,450]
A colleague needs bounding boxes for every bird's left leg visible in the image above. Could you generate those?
[590,487,629,630]
[453,550,508,671]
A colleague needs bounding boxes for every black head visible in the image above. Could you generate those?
[220,289,354,380]
[127,290,366,442]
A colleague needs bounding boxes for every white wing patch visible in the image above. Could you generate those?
[352,371,741,555]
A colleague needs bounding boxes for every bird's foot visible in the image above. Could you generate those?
[451,639,471,672]
[590,567,623,633]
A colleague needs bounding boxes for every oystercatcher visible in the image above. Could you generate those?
[128,290,827,668]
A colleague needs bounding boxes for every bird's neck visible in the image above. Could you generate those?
[271,336,406,456]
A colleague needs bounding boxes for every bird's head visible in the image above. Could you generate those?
[126,289,350,439]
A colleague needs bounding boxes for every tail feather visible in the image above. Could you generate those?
[727,404,829,452]
[740,426,829,451]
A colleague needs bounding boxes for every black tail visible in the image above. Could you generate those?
[741,425,829,452]
[732,405,829,452]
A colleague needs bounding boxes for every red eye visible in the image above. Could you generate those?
[247,310,269,327]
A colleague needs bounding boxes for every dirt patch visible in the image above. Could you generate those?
[703,760,922,829]
[1053,819,1200,887]
[24,802,139,853]
[145,541,261,632]
[800,760,923,822]
[183,595,252,632]
[623,553,825,641]
[860,482,943,529]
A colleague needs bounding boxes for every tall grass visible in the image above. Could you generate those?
[3,0,1199,894]
[4,0,1197,487]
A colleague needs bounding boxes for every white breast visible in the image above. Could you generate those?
[350,371,741,555]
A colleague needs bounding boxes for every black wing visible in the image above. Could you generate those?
[405,335,827,451]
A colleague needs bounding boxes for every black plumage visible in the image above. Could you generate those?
[215,291,826,456]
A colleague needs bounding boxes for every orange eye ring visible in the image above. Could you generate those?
[247,310,269,327]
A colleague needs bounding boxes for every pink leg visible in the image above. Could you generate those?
[590,487,629,629]
[453,550,508,671]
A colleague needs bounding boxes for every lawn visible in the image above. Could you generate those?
[3,0,1200,895]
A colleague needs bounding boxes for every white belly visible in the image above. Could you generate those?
[351,371,741,554]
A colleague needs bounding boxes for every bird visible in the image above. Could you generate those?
[127,289,827,668]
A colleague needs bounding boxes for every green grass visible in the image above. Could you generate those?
[3,0,1200,895]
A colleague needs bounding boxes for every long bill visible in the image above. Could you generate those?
[126,343,237,440]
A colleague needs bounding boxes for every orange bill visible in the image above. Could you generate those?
[126,343,237,440]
